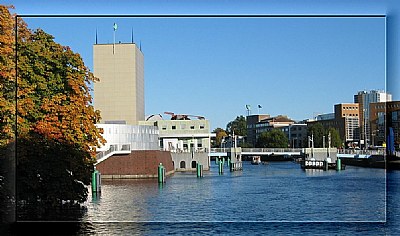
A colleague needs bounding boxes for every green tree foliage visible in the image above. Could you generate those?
[0,5,105,220]
[226,115,247,136]
[307,122,325,148]
[212,127,227,147]
[307,122,342,148]
[256,129,288,148]
[327,127,342,148]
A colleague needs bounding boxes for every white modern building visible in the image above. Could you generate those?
[140,116,216,171]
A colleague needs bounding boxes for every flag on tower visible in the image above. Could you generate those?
[113,23,118,31]
[258,105,262,109]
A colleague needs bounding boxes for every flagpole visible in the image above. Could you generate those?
[113,23,117,54]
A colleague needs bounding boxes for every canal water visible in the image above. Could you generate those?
[73,161,400,235]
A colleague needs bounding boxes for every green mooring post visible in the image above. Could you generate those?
[324,161,328,171]
[336,158,341,171]
[219,160,223,174]
[158,163,165,183]
[227,158,230,167]
[92,169,101,193]
[197,163,203,178]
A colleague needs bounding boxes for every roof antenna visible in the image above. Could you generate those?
[95,28,98,44]
[140,40,142,51]
[131,27,134,43]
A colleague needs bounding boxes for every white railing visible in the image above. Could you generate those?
[242,148,303,153]
[95,143,131,165]
[337,149,385,155]
[209,148,302,153]
[161,147,209,153]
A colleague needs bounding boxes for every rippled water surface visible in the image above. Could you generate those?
[72,161,400,234]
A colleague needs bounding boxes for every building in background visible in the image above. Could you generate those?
[370,101,400,148]
[307,103,360,147]
[354,90,392,148]
[255,115,295,142]
[246,114,270,147]
[140,113,216,171]
[316,113,335,121]
[285,123,308,148]
[246,114,295,147]
[93,43,144,125]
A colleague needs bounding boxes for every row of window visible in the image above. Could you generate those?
[343,113,358,117]
[343,106,358,110]
[161,125,205,130]
[375,104,400,109]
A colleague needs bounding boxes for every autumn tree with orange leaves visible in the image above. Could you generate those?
[0,5,105,220]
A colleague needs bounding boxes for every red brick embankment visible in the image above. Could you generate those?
[95,150,174,179]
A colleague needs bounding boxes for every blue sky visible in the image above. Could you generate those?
[5,0,399,131]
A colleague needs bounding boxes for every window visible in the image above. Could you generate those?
[191,161,197,168]
[172,126,176,130]
[190,126,195,129]
[200,125,205,129]
[162,126,167,130]
[180,161,186,169]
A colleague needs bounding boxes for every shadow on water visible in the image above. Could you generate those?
[2,222,392,235]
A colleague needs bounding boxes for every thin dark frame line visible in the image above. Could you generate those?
[12,13,388,224]
[16,14,386,18]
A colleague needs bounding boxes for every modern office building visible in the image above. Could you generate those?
[316,113,335,121]
[246,115,295,147]
[334,103,360,144]
[285,123,308,148]
[354,90,392,147]
[307,103,360,147]
[246,114,271,147]
[370,101,400,147]
[93,43,144,125]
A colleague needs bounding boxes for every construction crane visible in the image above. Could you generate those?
[164,112,205,120]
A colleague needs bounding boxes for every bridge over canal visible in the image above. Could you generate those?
[209,148,303,157]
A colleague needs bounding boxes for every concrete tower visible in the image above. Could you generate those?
[93,43,144,125]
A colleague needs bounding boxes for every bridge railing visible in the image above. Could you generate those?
[210,148,303,153]
[210,148,233,153]
[242,148,303,153]
[337,149,385,155]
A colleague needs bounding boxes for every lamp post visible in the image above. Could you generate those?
[363,108,368,150]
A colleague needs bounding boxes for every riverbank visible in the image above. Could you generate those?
[339,155,400,170]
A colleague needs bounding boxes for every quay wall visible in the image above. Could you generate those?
[95,150,174,179]
[302,148,338,162]
[171,152,210,171]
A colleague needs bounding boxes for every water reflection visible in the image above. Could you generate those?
[81,162,387,223]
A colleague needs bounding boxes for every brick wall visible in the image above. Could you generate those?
[95,150,174,178]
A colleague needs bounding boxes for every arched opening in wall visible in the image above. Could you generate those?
[191,161,196,168]
[180,161,186,169]
[172,161,175,169]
